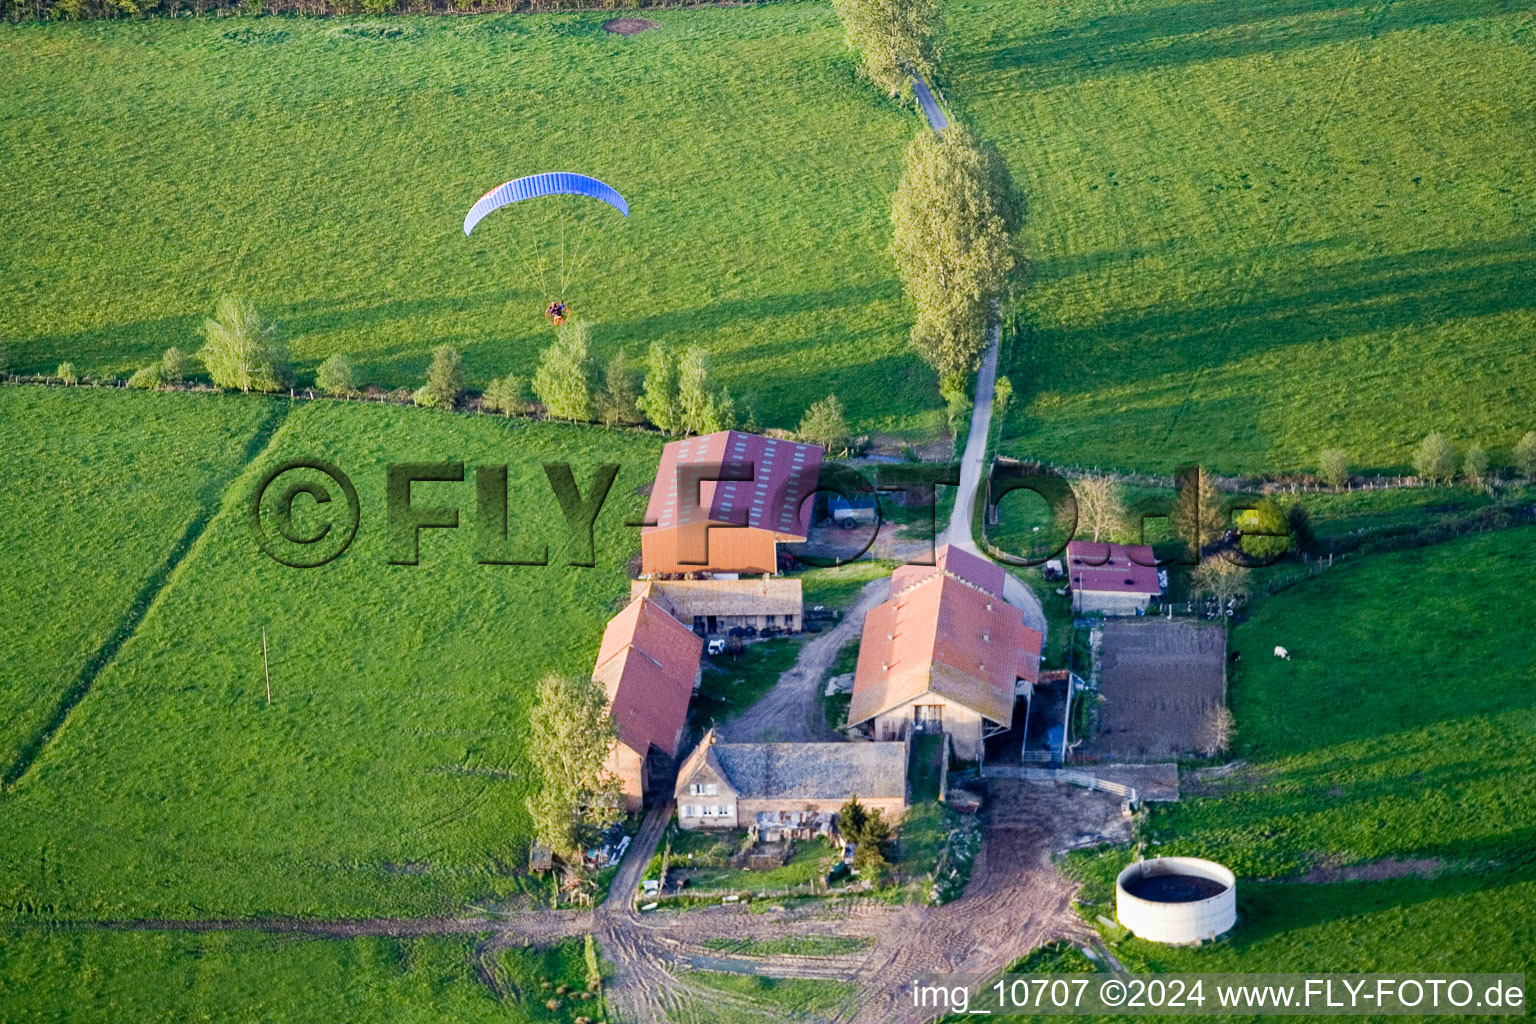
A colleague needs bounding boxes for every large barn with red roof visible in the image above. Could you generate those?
[639,430,823,576]
[849,545,1042,760]
[592,595,703,810]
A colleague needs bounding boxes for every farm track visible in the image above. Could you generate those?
[0,402,291,793]
[721,578,889,744]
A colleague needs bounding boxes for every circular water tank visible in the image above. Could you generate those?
[1115,857,1236,944]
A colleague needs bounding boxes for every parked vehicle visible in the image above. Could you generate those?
[706,638,727,656]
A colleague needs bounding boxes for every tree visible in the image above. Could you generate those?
[199,297,291,393]
[1071,474,1128,543]
[800,394,853,455]
[534,320,595,422]
[1194,706,1235,758]
[830,0,939,98]
[1173,465,1225,560]
[992,374,1014,423]
[0,333,9,375]
[525,673,622,860]
[483,375,533,416]
[1463,445,1490,488]
[159,346,189,385]
[1236,495,1290,560]
[414,344,464,410]
[839,794,893,884]
[839,795,869,841]
[315,354,358,397]
[1285,502,1314,553]
[890,126,1016,379]
[1189,555,1250,613]
[938,371,971,431]
[1412,431,1457,485]
[127,364,162,390]
[1316,448,1351,489]
[676,345,733,435]
[638,341,680,433]
[1514,431,1536,480]
[596,349,642,427]
[56,361,79,385]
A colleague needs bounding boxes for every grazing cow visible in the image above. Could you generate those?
[1274,645,1291,660]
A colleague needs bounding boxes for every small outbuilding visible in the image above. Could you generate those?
[631,576,803,635]
[1065,540,1162,615]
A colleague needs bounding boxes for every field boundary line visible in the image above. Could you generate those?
[1,402,292,793]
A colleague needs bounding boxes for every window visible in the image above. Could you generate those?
[688,782,718,796]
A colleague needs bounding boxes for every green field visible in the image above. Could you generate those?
[0,928,599,1024]
[0,391,661,920]
[0,386,279,782]
[0,3,940,437]
[945,0,1536,475]
[1068,528,1536,981]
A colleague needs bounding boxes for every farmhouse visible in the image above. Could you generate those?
[640,430,824,575]
[849,545,1042,760]
[592,596,704,811]
[1065,540,1162,616]
[630,576,803,635]
[675,729,907,830]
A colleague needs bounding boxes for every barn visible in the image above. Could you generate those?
[848,546,1042,760]
[630,576,803,635]
[592,596,703,811]
[639,430,823,575]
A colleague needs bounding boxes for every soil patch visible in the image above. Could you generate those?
[604,17,660,35]
[1293,857,1443,884]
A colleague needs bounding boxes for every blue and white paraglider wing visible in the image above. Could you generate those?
[464,172,629,235]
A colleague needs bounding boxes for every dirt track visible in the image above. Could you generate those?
[720,578,888,744]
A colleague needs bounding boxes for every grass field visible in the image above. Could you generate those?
[0,391,662,920]
[0,3,940,437]
[0,386,279,783]
[0,928,599,1024]
[1064,528,1536,981]
[945,0,1536,475]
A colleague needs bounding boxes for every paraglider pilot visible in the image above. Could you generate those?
[546,300,567,326]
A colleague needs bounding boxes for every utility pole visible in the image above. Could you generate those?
[262,628,271,706]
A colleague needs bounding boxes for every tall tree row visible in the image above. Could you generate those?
[890,125,1017,382]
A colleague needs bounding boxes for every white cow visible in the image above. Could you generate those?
[1274,646,1291,660]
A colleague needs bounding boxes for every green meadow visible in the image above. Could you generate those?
[945,0,1536,475]
[0,393,662,920]
[0,387,277,781]
[1065,528,1536,986]
[0,3,938,436]
[0,928,598,1024]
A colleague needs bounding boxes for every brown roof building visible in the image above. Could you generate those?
[630,576,803,635]
[640,431,824,575]
[849,546,1042,760]
[592,596,703,811]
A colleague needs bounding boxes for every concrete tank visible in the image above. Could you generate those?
[1115,857,1236,944]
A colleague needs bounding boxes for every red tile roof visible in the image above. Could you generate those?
[890,544,1006,598]
[592,597,702,759]
[850,570,1041,728]
[1065,540,1162,595]
[642,431,823,540]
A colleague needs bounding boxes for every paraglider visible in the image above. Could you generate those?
[463,173,629,323]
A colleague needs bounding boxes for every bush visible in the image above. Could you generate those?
[159,346,189,385]
[127,365,163,390]
[315,354,359,397]
[483,375,533,416]
[415,344,463,411]
[199,297,291,393]
[1316,448,1351,488]
[939,372,971,430]
[1463,445,1490,488]
[56,361,79,385]
[1412,432,1458,485]
[1513,432,1536,481]
[799,394,852,454]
